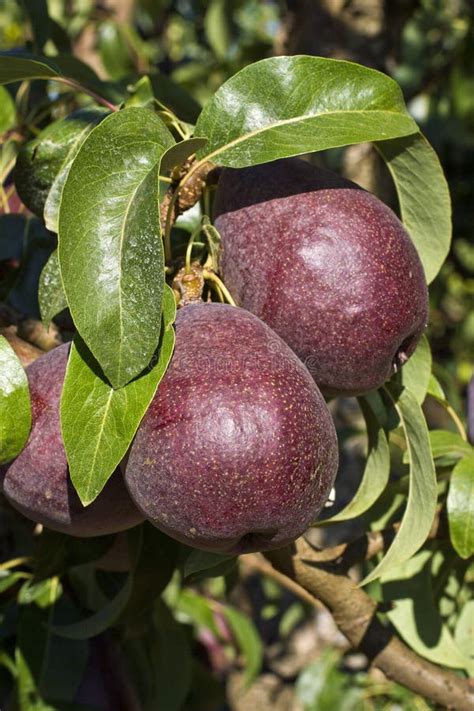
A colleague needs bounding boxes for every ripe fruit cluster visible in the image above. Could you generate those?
[1,159,428,553]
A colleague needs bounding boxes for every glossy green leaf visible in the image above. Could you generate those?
[194,56,417,168]
[382,550,473,675]
[399,335,432,405]
[427,374,446,401]
[361,385,437,585]
[0,336,31,463]
[0,53,60,84]
[38,249,68,327]
[42,109,108,233]
[58,107,174,388]
[0,86,15,133]
[222,606,263,688]
[447,456,474,559]
[376,132,451,283]
[15,108,107,220]
[61,286,175,505]
[318,394,389,523]
[52,529,141,640]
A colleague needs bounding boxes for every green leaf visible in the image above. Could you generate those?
[447,456,474,559]
[149,600,193,711]
[160,137,208,174]
[318,394,389,523]
[181,548,236,583]
[61,285,176,505]
[0,53,60,84]
[38,249,68,327]
[399,335,432,405]
[0,336,31,463]
[361,385,437,585]
[58,107,174,388]
[427,374,446,401]
[382,550,474,675]
[51,529,141,640]
[149,72,202,125]
[222,606,263,688]
[194,56,417,168]
[20,0,51,51]
[175,589,218,633]
[376,132,451,283]
[17,586,88,703]
[429,430,473,462]
[42,110,108,233]
[204,0,233,60]
[15,108,107,219]
[0,86,15,133]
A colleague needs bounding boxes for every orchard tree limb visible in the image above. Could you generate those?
[264,538,474,711]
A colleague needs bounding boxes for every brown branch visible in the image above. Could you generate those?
[264,538,474,711]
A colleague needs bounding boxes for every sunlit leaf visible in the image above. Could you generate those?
[0,336,31,463]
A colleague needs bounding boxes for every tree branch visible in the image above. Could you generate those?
[264,538,474,711]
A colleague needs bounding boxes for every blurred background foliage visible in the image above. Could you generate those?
[0,1,472,709]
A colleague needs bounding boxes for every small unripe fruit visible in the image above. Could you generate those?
[124,303,338,554]
[214,158,429,396]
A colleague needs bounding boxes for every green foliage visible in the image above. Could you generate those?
[60,286,176,505]
[195,56,418,167]
[58,108,174,389]
[0,336,31,463]
[0,3,471,708]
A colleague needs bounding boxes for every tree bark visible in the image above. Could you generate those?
[264,538,474,711]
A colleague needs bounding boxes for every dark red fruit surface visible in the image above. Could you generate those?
[213,158,429,396]
[0,344,144,536]
[124,303,338,554]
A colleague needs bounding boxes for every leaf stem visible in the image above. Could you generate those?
[0,556,32,571]
[203,270,236,306]
[55,78,119,113]
[445,404,467,441]
[185,225,203,273]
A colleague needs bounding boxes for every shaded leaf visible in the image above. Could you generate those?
[204,0,234,60]
[51,529,142,640]
[318,394,389,523]
[222,606,263,688]
[150,599,193,711]
[382,550,473,675]
[429,430,472,462]
[15,108,107,219]
[194,56,417,167]
[161,137,208,174]
[7,217,56,318]
[0,213,26,261]
[447,456,474,559]
[149,72,202,125]
[376,132,451,283]
[361,385,437,585]
[38,249,68,327]
[0,53,60,84]
[399,335,431,405]
[0,335,31,463]
[61,285,176,505]
[20,0,51,51]
[58,107,174,388]
[181,548,236,583]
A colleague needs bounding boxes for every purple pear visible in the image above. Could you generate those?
[1,344,143,537]
[124,303,338,554]
[213,158,429,396]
